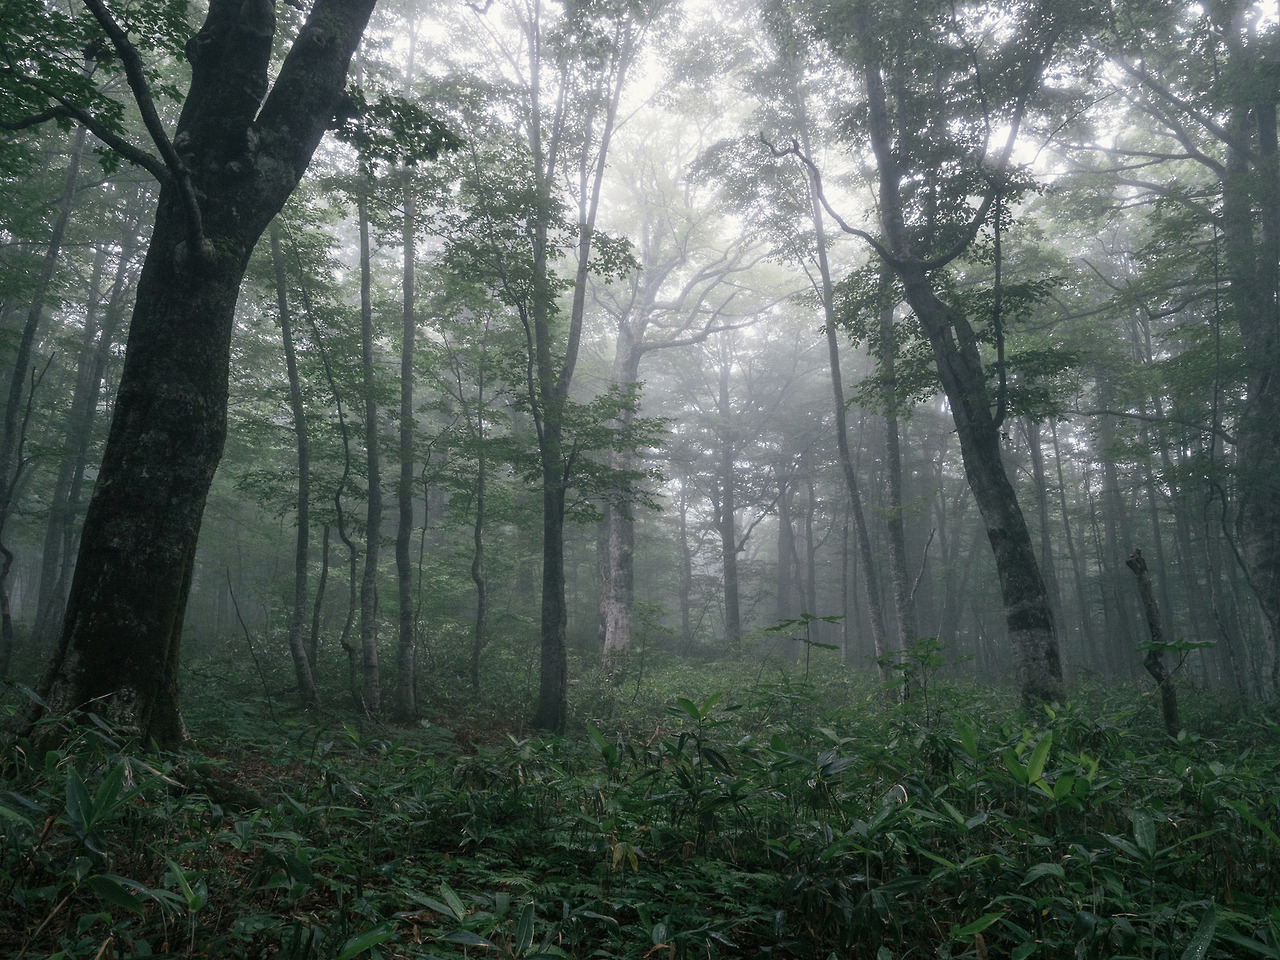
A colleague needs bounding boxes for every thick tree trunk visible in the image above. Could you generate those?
[16,0,376,749]
[901,269,1064,706]
[1024,420,1062,638]
[1222,99,1280,688]
[270,225,318,707]
[879,299,917,654]
[600,334,642,664]
[854,39,1064,706]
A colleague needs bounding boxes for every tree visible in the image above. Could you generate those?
[790,0,1071,705]
[446,0,664,731]
[11,0,379,749]
[269,223,320,707]
[1087,0,1280,685]
[590,117,767,663]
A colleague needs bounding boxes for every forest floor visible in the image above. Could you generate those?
[3,649,1280,959]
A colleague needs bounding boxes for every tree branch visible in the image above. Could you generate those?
[80,0,206,257]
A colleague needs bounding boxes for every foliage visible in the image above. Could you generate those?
[5,667,1280,959]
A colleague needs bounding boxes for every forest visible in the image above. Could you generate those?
[2,0,1279,957]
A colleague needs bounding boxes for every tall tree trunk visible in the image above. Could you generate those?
[270,224,317,707]
[469,423,488,690]
[32,221,140,649]
[1222,93,1280,686]
[775,477,797,629]
[1024,419,1063,639]
[600,331,642,665]
[714,355,742,653]
[1051,420,1096,667]
[1096,378,1137,666]
[797,113,892,672]
[0,125,88,676]
[394,176,417,721]
[677,477,694,647]
[879,295,917,654]
[17,0,375,748]
[897,267,1064,705]
[310,524,330,672]
[859,82,1062,704]
[521,0,649,730]
[357,187,381,716]
[531,412,569,731]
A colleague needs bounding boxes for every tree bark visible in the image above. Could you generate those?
[270,224,318,707]
[803,155,892,671]
[31,218,140,649]
[1222,97,1280,687]
[878,294,917,655]
[1,125,89,676]
[17,0,377,749]
[855,36,1064,707]
[357,186,382,716]
[1125,548,1179,736]
[394,176,417,721]
[713,353,742,653]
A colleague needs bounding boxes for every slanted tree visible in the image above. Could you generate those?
[789,0,1075,705]
[9,0,379,749]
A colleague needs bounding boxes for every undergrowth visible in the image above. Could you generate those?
[3,651,1280,959]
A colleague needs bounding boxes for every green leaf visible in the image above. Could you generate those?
[1132,808,1156,858]
[1103,833,1144,860]
[65,769,92,833]
[1179,905,1217,960]
[1216,928,1280,958]
[1025,733,1053,786]
[85,875,148,915]
[674,697,701,721]
[940,799,969,829]
[1227,799,1280,845]
[442,929,494,946]
[951,912,1004,938]
[514,902,535,956]
[1002,748,1029,785]
[335,921,397,960]
[92,762,127,816]
[1022,862,1065,885]
[0,797,35,827]
[440,881,467,922]
[165,859,207,911]
[585,722,608,754]
[1053,774,1076,802]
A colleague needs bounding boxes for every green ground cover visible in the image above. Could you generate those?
[3,652,1279,959]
